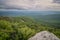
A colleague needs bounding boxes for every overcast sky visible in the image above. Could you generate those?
[0,0,60,11]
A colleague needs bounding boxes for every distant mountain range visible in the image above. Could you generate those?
[0,11,60,28]
[0,11,60,16]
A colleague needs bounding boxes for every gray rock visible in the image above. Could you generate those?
[28,31,60,40]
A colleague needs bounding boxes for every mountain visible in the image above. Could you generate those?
[28,31,60,40]
[0,11,60,40]
[0,11,59,16]
[34,13,60,29]
[0,16,60,40]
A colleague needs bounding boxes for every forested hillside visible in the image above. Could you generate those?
[0,16,60,40]
[34,14,60,29]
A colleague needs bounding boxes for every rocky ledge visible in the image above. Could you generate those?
[28,31,60,40]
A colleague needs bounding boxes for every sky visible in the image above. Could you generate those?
[0,0,60,11]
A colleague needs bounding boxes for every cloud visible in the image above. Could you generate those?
[0,0,60,10]
[53,0,60,3]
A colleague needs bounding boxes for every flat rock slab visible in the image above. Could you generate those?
[28,31,60,40]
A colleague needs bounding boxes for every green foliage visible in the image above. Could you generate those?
[0,20,13,31]
[0,16,60,40]
[19,27,36,40]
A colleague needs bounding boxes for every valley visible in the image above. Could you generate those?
[0,11,60,40]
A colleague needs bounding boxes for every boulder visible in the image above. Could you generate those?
[28,31,60,40]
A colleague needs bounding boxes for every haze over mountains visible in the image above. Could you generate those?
[0,11,60,16]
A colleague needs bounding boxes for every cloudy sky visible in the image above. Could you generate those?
[0,0,60,11]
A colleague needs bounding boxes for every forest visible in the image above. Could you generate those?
[0,16,60,40]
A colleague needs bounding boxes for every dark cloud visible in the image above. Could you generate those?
[0,0,26,10]
[0,0,4,5]
[53,0,60,3]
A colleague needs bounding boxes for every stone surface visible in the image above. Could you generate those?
[28,31,60,40]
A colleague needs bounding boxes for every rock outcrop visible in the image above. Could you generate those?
[28,31,60,40]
